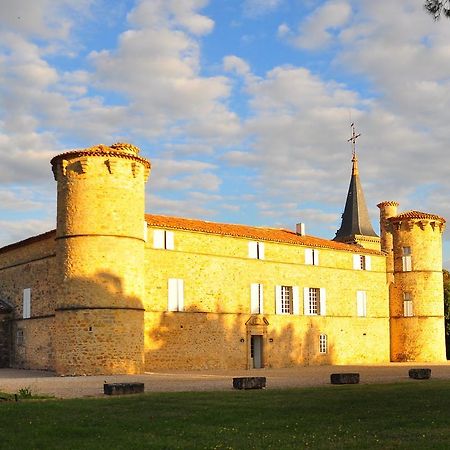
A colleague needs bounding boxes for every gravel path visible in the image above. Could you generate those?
[1,362,450,399]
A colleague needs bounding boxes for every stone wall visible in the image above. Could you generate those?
[0,235,57,370]
[0,314,10,367]
[144,226,391,370]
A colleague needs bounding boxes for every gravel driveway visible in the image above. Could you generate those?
[1,363,450,399]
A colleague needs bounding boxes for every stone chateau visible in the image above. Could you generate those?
[0,139,446,375]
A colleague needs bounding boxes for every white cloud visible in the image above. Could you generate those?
[243,0,283,17]
[290,1,352,49]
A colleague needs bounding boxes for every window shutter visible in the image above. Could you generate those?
[275,285,282,314]
[313,250,319,266]
[166,231,175,250]
[303,287,310,315]
[365,256,372,271]
[353,254,360,270]
[177,279,184,311]
[319,288,326,316]
[292,286,300,315]
[258,242,265,260]
[248,241,257,259]
[357,291,366,317]
[23,288,31,319]
[143,221,148,242]
[259,284,264,315]
[153,229,165,249]
[403,256,412,272]
[305,249,313,265]
[168,279,178,311]
[251,284,260,314]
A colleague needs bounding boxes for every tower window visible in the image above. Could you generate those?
[22,288,31,319]
[403,292,413,317]
[402,247,412,272]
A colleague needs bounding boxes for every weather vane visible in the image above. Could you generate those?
[347,122,361,158]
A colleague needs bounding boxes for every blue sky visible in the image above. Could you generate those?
[1,0,450,265]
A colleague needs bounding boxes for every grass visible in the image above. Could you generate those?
[1,381,450,449]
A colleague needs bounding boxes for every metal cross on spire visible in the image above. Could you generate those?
[347,122,361,158]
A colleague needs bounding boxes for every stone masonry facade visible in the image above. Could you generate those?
[0,143,446,375]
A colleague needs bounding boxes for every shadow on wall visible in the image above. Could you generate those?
[144,302,335,371]
[53,270,145,375]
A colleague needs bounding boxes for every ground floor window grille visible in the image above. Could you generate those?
[319,334,327,354]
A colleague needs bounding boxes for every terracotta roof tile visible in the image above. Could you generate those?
[145,214,382,255]
[389,210,446,223]
[0,230,56,255]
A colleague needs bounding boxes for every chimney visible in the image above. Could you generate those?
[296,223,306,236]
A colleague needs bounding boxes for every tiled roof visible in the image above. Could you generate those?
[145,214,382,255]
[389,210,446,223]
[0,230,56,255]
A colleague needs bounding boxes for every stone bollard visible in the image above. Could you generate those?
[408,368,431,380]
[330,373,360,385]
[233,377,266,390]
[104,382,145,395]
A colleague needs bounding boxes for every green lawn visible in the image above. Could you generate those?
[1,381,450,449]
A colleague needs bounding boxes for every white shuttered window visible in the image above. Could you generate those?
[305,249,319,266]
[304,288,326,316]
[154,230,175,250]
[248,241,264,259]
[23,288,31,319]
[251,283,264,314]
[356,291,367,317]
[275,285,299,314]
[168,279,184,312]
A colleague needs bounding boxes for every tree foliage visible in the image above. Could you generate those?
[424,0,450,20]
[444,269,450,334]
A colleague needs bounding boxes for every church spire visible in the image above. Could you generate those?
[333,124,379,246]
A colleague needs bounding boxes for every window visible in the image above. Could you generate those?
[16,329,24,346]
[153,229,174,250]
[250,284,264,314]
[22,288,31,319]
[168,278,184,311]
[353,254,371,271]
[305,248,319,266]
[403,292,413,317]
[402,247,412,272]
[356,291,367,317]
[319,334,328,354]
[248,241,264,259]
[275,285,299,314]
[303,287,326,316]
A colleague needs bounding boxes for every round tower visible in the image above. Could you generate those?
[377,201,399,274]
[50,143,151,375]
[388,210,446,362]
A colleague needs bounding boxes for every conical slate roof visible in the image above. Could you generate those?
[334,153,378,242]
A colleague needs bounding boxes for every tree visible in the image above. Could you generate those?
[424,0,450,19]
[443,269,450,358]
